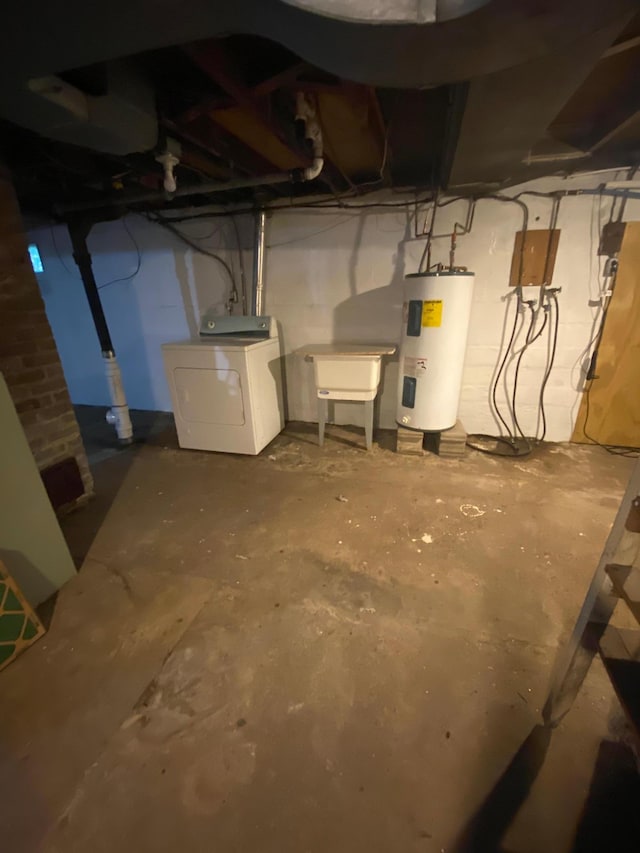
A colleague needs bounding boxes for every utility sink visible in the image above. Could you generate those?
[296,343,397,450]
[297,344,396,400]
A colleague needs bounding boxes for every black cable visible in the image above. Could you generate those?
[491,291,522,439]
[465,434,532,458]
[537,292,560,442]
[230,215,247,314]
[145,212,238,304]
[50,224,74,276]
[468,290,556,458]
[97,217,142,290]
[510,302,551,442]
[511,301,536,441]
[467,291,533,458]
[156,193,438,223]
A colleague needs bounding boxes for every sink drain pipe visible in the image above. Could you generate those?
[68,220,133,444]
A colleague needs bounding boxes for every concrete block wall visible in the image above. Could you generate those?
[30,215,246,412]
[0,168,92,503]
[29,171,639,443]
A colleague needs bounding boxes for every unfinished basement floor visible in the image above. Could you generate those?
[1,422,639,853]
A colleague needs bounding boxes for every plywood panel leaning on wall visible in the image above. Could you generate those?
[572,221,640,448]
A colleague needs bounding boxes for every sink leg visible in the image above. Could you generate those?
[364,399,374,450]
[318,398,328,447]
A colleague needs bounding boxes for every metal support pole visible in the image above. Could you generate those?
[68,221,133,444]
[252,209,267,316]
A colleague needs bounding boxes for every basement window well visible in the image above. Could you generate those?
[28,244,44,273]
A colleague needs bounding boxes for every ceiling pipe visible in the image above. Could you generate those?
[57,91,325,215]
[295,92,324,181]
[56,171,295,215]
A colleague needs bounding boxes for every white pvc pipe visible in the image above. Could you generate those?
[103,354,133,443]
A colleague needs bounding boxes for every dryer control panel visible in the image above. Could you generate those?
[199,313,274,338]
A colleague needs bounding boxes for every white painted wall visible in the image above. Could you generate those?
[30,171,638,441]
[31,215,250,411]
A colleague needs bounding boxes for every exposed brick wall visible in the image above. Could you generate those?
[0,166,93,507]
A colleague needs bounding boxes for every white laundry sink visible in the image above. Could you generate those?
[296,343,396,450]
[312,354,381,399]
[297,344,396,401]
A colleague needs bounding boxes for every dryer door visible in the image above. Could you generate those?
[173,367,245,425]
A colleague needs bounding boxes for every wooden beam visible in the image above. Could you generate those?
[252,61,309,97]
[176,63,312,124]
[178,96,234,125]
[162,116,278,178]
[183,41,309,168]
[182,42,356,193]
[178,145,230,180]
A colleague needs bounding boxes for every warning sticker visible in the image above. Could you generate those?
[422,299,443,327]
[403,356,428,378]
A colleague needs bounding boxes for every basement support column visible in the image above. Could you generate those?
[68,220,133,444]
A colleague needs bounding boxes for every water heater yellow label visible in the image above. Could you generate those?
[422,299,443,327]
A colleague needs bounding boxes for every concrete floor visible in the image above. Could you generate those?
[1,418,639,853]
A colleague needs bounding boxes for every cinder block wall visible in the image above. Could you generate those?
[0,167,93,504]
[30,170,640,442]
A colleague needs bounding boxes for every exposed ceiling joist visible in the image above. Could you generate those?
[183,41,309,169]
[252,61,310,97]
[162,116,278,178]
[183,40,356,192]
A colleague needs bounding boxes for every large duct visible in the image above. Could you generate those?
[3,60,157,156]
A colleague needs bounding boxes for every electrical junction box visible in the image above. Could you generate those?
[599,221,626,257]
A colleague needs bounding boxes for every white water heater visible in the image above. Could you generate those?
[397,271,475,432]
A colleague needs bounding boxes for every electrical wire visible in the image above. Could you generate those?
[467,288,558,458]
[157,193,437,223]
[492,291,523,439]
[230,215,248,314]
[353,124,390,191]
[145,211,238,306]
[511,301,537,442]
[97,217,142,291]
[466,291,533,458]
[50,224,74,276]
[266,215,354,247]
[536,292,560,442]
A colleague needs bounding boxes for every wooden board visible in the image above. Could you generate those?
[509,228,560,287]
[0,559,45,672]
[572,221,640,447]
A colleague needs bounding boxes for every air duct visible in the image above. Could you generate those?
[15,61,157,156]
